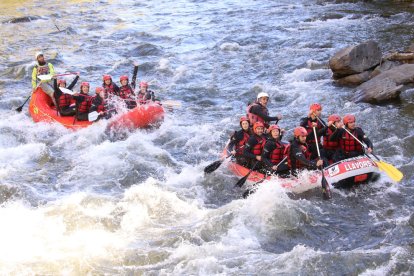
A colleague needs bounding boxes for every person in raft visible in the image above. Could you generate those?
[286,126,324,177]
[261,124,289,176]
[243,121,266,170]
[299,103,326,160]
[73,82,93,121]
[246,92,282,129]
[102,74,120,97]
[118,75,137,109]
[329,114,373,162]
[137,81,155,103]
[228,116,252,167]
[31,51,56,105]
[89,87,113,121]
[320,113,342,164]
[52,72,79,116]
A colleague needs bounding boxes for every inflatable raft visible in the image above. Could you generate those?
[28,87,164,130]
[225,151,380,193]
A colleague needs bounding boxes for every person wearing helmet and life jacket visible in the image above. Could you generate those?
[299,103,326,160]
[330,114,373,162]
[246,92,282,129]
[118,75,137,109]
[73,82,93,121]
[31,51,56,106]
[89,87,111,121]
[137,81,155,103]
[286,126,324,177]
[52,72,79,116]
[102,74,120,97]
[262,124,289,176]
[243,121,266,169]
[320,114,342,163]
[228,116,252,166]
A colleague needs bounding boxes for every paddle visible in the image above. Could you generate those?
[204,154,233,174]
[131,64,138,89]
[88,111,100,122]
[313,126,331,200]
[235,161,259,188]
[59,87,76,95]
[341,126,403,182]
[161,100,182,108]
[15,95,31,112]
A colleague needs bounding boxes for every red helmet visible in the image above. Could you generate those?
[239,116,249,123]
[253,122,264,132]
[57,79,66,86]
[95,87,104,93]
[103,75,112,81]
[120,75,129,82]
[294,126,307,138]
[268,124,280,134]
[328,114,341,123]
[140,81,148,87]
[310,103,322,112]
[343,114,356,125]
[80,82,90,87]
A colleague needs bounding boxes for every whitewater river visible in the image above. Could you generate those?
[0,0,413,274]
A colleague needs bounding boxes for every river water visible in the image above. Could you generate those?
[0,0,413,274]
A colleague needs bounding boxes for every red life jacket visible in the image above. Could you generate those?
[251,135,266,155]
[104,83,116,95]
[304,118,323,143]
[93,96,106,113]
[246,102,268,127]
[78,96,91,113]
[58,94,73,108]
[269,141,286,165]
[286,143,311,170]
[119,85,134,99]
[36,64,50,76]
[235,131,250,156]
[323,127,340,150]
[340,129,363,153]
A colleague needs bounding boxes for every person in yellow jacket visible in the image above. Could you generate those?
[31,51,56,105]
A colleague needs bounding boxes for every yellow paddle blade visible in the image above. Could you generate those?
[376,161,403,182]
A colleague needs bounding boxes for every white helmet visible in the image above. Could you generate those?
[257,92,269,100]
[35,51,44,60]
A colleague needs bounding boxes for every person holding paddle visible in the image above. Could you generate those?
[262,124,289,176]
[89,87,112,121]
[31,51,56,105]
[330,114,373,162]
[300,103,326,160]
[52,73,79,116]
[246,92,282,129]
[228,116,251,166]
[243,121,266,170]
[286,126,324,177]
[320,113,342,164]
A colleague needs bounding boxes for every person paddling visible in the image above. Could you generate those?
[119,75,137,109]
[31,51,56,105]
[300,103,326,160]
[320,114,342,164]
[261,124,289,176]
[73,82,93,121]
[228,116,251,167]
[247,92,282,129]
[243,121,266,170]
[286,126,324,177]
[330,114,373,162]
[52,73,79,116]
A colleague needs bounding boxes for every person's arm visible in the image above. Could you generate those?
[67,75,79,90]
[89,97,98,113]
[357,128,373,150]
[329,128,344,142]
[228,130,242,152]
[48,63,55,76]
[262,141,275,167]
[250,105,279,123]
[292,145,318,169]
[243,137,258,160]
[31,67,37,90]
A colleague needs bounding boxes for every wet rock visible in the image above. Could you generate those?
[409,213,414,228]
[336,71,372,86]
[129,43,162,57]
[3,16,40,24]
[407,42,414,52]
[370,60,399,78]
[329,40,382,78]
[353,64,414,103]
[384,52,414,64]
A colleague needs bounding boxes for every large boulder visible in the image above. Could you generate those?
[329,40,382,78]
[353,63,414,103]
[336,71,372,86]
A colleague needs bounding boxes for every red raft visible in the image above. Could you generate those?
[28,87,164,130]
[224,149,380,193]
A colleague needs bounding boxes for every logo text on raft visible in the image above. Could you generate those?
[344,160,374,171]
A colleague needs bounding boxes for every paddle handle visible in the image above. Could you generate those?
[312,126,321,158]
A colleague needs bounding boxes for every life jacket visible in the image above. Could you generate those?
[58,94,73,108]
[246,102,268,126]
[119,85,134,99]
[323,127,340,150]
[77,95,92,113]
[103,83,117,95]
[93,96,106,113]
[269,141,286,165]
[340,128,363,153]
[286,142,311,170]
[251,135,266,156]
[303,117,324,143]
[35,64,50,76]
[235,131,250,156]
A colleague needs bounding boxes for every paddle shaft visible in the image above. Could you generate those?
[131,65,138,89]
